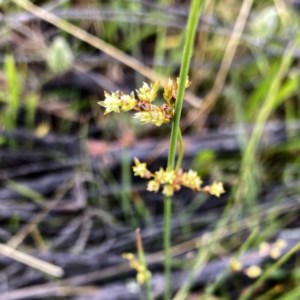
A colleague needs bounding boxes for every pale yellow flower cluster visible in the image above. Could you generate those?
[98,79,190,127]
[230,238,288,280]
[244,265,262,278]
[202,181,225,197]
[133,157,225,197]
[99,91,137,115]
[230,259,262,278]
[259,239,287,259]
[136,82,159,102]
[132,157,152,178]
[122,253,151,285]
[134,109,166,127]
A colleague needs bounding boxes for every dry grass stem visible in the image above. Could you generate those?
[0,243,64,277]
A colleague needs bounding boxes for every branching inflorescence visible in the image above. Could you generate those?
[98,78,225,198]
[133,157,224,197]
[98,78,188,126]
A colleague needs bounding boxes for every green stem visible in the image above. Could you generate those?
[163,196,172,300]
[164,1,204,299]
[175,129,184,171]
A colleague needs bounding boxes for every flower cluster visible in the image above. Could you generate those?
[98,78,225,198]
[259,239,287,259]
[98,78,190,127]
[133,157,225,197]
[122,253,151,285]
[244,265,262,278]
[230,239,288,279]
[230,259,262,278]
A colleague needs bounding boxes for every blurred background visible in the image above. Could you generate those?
[0,0,299,299]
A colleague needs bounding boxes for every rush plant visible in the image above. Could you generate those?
[98,1,224,299]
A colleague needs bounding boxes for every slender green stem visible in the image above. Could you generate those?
[175,129,184,171]
[164,1,204,299]
[167,0,203,171]
[163,196,172,300]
